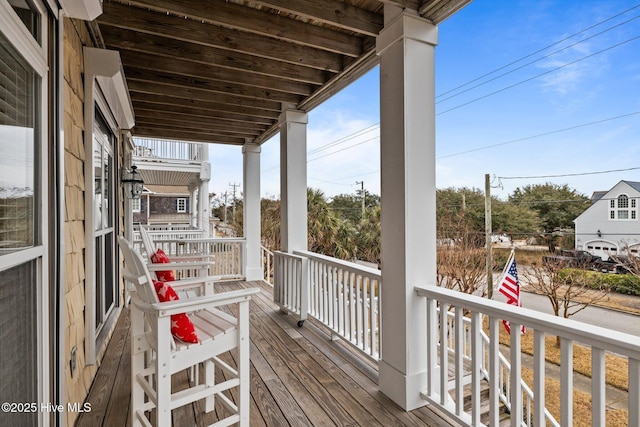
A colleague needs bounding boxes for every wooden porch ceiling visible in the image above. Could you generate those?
[94,0,471,146]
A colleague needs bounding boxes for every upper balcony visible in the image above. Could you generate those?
[132,137,210,188]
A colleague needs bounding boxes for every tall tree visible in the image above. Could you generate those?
[508,183,589,232]
[330,191,380,223]
[356,205,381,266]
[523,261,610,345]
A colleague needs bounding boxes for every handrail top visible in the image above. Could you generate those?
[152,237,246,243]
[416,285,640,359]
[293,250,381,277]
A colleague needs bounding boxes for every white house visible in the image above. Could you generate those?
[575,180,640,259]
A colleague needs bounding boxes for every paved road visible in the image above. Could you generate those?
[517,290,640,337]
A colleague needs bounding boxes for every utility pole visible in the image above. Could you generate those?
[229,182,240,222]
[356,180,365,219]
[485,173,493,299]
[223,191,228,224]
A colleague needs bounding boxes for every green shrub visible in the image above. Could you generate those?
[560,268,640,296]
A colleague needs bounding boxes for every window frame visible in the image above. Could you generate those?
[0,1,51,424]
[177,197,187,213]
[609,193,638,221]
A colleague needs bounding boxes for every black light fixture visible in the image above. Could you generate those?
[122,165,144,200]
[597,229,602,238]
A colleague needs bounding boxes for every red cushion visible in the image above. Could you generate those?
[153,280,199,343]
[151,248,176,282]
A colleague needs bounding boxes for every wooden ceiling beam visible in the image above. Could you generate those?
[101,26,331,85]
[130,92,279,121]
[132,126,247,145]
[250,0,383,36]
[99,2,354,70]
[118,50,314,97]
[134,110,266,134]
[114,0,364,56]
[127,79,283,112]
[124,67,303,105]
[133,117,262,139]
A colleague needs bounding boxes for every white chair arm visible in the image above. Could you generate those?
[148,261,215,271]
[153,288,260,317]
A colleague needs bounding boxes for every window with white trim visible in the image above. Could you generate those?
[177,198,187,213]
[609,194,638,220]
[0,1,50,424]
[131,197,141,212]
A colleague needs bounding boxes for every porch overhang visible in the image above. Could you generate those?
[92,0,472,146]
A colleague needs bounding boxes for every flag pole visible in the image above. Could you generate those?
[496,249,515,295]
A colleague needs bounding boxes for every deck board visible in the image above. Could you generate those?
[76,280,454,427]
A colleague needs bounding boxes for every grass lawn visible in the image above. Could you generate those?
[486,319,630,425]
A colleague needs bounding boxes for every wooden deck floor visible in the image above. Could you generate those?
[76,280,457,427]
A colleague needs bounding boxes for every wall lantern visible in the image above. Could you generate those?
[121,165,144,200]
[597,229,602,238]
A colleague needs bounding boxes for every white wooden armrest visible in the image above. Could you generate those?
[167,276,220,289]
[168,254,213,262]
[147,261,215,271]
[153,288,260,317]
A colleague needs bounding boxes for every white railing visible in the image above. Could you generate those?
[299,251,381,360]
[134,232,246,280]
[133,137,204,161]
[272,251,381,359]
[262,246,274,285]
[443,310,560,426]
[417,285,640,427]
[273,251,308,326]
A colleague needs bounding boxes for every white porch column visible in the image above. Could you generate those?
[198,144,211,234]
[279,109,308,253]
[189,185,198,227]
[243,142,262,280]
[377,6,438,411]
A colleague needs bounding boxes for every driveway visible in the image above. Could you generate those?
[518,290,640,337]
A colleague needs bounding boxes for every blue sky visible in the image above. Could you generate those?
[209,0,640,201]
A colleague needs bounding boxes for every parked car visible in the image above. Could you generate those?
[542,250,602,269]
[606,255,636,274]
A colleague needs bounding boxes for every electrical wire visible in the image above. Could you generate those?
[437,13,640,104]
[437,3,640,99]
[498,166,640,180]
[437,34,640,115]
[437,111,640,159]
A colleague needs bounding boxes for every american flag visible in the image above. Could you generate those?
[498,253,525,334]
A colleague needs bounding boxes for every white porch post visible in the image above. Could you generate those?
[189,185,198,227]
[199,144,211,234]
[279,108,308,253]
[377,6,438,411]
[243,142,262,280]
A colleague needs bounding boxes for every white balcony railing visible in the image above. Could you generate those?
[303,251,381,360]
[133,229,246,280]
[417,285,640,427]
[443,309,559,426]
[133,137,204,162]
[273,251,381,359]
[262,246,274,285]
[273,251,309,326]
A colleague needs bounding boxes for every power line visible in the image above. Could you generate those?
[261,124,379,174]
[437,33,640,116]
[498,166,640,180]
[436,12,640,105]
[308,124,379,155]
[437,3,640,99]
[308,135,379,163]
[437,110,640,159]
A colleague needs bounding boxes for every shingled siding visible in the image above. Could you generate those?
[149,195,190,214]
[62,18,124,427]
